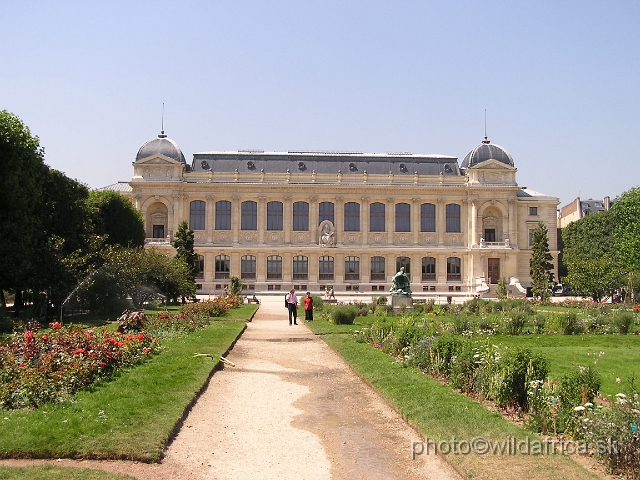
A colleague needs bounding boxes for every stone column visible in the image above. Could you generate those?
[258,197,266,244]
[470,200,477,246]
[437,198,445,245]
[335,197,344,246]
[232,195,240,244]
[386,197,394,242]
[206,195,214,243]
[412,198,420,245]
[284,196,292,244]
[508,199,516,246]
[310,196,318,244]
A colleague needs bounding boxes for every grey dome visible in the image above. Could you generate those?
[136,132,186,164]
[461,136,514,169]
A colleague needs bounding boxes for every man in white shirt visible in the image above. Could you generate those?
[286,289,298,325]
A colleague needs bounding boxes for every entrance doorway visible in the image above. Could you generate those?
[487,258,500,284]
[484,228,496,242]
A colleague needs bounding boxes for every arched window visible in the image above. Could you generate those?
[196,254,205,279]
[422,256,436,281]
[267,201,283,231]
[241,201,257,230]
[344,202,360,231]
[370,202,385,232]
[293,255,308,280]
[318,256,334,280]
[190,200,206,230]
[241,255,256,280]
[319,202,334,225]
[267,255,282,280]
[420,203,436,232]
[447,257,461,281]
[370,256,385,281]
[395,203,411,232]
[293,201,309,231]
[396,256,410,274]
[215,200,231,230]
[215,255,230,279]
[344,256,360,280]
[446,204,461,232]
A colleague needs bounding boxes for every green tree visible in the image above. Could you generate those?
[529,222,554,301]
[87,190,145,247]
[0,111,48,308]
[172,221,199,279]
[561,211,622,301]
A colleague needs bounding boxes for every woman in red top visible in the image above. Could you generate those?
[304,291,314,321]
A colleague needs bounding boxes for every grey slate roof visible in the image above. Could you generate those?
[98,182,132,193]
[461,137,514,169]
[190,151,461,176]
[136,132,186,164]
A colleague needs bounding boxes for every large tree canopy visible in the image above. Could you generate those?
[611,187,640,275]
[0,110,48,296]
[87,190,145,248]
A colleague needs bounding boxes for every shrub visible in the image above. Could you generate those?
[560,312,584,335]
[332,306,357,325]
[453,315,473,334]
[496,279,508,300]
[376,296,388,305]
[503,312,527,335]
[493,347,548,410]
[612,311,634,334]
[533,315,546,334]
[430,334,467,377]
[558,365,601,435]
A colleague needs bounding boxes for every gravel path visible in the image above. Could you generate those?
[0,297,460,479]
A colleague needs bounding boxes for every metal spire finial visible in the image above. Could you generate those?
[158,103,167,138]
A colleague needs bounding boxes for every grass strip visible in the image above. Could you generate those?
[321,333,600,480]
[0,465,135,479]
[0,321,245,462]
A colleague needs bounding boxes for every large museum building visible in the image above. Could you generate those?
[113,132,559,297]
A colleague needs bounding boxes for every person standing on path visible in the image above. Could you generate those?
[286,289,298,325]
[304,291,314,321]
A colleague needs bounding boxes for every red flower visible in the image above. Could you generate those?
[19,363,26,368]
[23,331,34,343]
[41,334,48,342]
[51,322,62,329]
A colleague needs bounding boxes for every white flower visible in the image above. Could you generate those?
[584,402,593,408]
[574,406,586,412]
[617,393,627,399]
[616,377,622,384]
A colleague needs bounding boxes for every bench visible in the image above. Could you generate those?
[246,297,260,304]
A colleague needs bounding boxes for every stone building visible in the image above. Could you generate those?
[111,133,559,297]
[558,196,612,228]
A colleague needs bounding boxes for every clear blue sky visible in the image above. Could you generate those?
[1,1,638,207]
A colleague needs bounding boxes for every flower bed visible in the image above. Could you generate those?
[0,321,158,410]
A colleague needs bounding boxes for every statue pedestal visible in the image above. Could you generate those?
[391,295,413,311]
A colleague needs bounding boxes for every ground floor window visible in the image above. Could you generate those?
[267,255,282,280]
[293,255,308,280]
[344,256,359,280]
[241,255,256,279]
[318,256,334,280]
[447,257,461,281]
[215,255,230,279]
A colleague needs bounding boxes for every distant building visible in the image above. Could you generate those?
[558,197,612,228]
[106,134,559,297]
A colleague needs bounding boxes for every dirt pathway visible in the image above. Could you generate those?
[0,297,460,479]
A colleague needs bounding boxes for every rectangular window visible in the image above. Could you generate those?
[420,203,436,232]
[529,207,538,216]
[241,255,256,279]
[318,256,334,280]
[344,202,360,231]
[267,201,283,230]
[241,201,257,230]
[319,202,334,225]
[215,200,231,230]
[370,202,385,232]
[196,255,205,279]
[395,203,411,232]
[445,203,461,232]
[190,200,206,230]
[529,229,535,247]
[344,256,360,280]
[267,255,282,280]
[396,256,410,274]
[293,256,308,280]
[215,255,230,279]
[293,201,309,231]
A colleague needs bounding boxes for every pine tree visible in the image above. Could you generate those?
[529,222,555,301]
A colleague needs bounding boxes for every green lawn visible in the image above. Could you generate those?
[0,321,246,461]
[0,465,136,480]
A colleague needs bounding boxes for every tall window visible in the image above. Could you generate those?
[319,202,334,225]
[446,203,461,232]
[344,256,360,280]
[447,257,461,281]
[422,257,436,281]
[190,200,206,230]
[370,256,385,281]
[267,255,282,280]
[396,256,410,274]
[267,201,283,230]
[196,254,205,279]
[215,200,231,230]
[241,255,256,279]
[293,201,309,231]
[241,201,257,230]
[421,203,436,232]
[293,256,308,280]
[215,255,230,279]
[344,202,360,231]
[395,203,411,232]
[370,202,385,232]
[318,256,334,280]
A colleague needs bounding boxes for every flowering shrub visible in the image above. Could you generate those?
[179,295,242,320]
[0,322,158,410]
